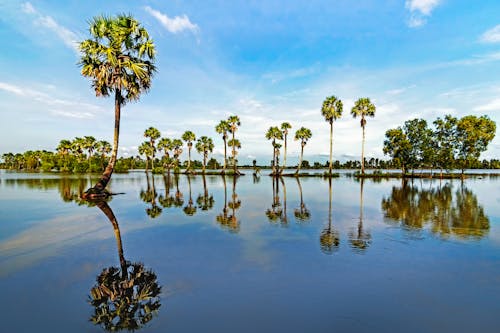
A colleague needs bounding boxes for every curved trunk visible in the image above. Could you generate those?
[91,89,121,193]
[296,143,304,175]
[329,121,333,174]
[96,201,126,276]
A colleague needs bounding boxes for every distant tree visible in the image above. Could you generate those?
[280,122,292,174]
[144,127,161,170]
[351,98,376,175]
[433,115,457,176]
[227,115,241,175]
[215,120,231,174]
[403,118,432,173]
[182,131,196,173]
[294,127,312,175]
[195,136,214,173]
[265,126,283,175]
[138,141,154,172]
[383,127,411,174]
[321,95,343,174]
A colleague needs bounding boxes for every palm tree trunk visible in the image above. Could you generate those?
[329,121,333,174]
[88,89,120,195]
[96,201,126,274]
[272,139,276,175]
[296,144,304,175]
[187,146,192,171]
[282,134,288,175]
[361,123,366,175]
[203,152,207,173]
[223,136,227,171]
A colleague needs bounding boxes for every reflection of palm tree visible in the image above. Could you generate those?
[349,178,371,252]
[140,172,162,219]
[280,177,288,224]
[294,178,310,222]
[173,174,184,207]
[90,201,161,331]
[183,175,197,216]
[320,178,339,254]
[266,176,283,223]
[216,176,241,232]
[196,174,214,211]
[158,174,176,209]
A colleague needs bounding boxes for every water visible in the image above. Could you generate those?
[0,170,499,333]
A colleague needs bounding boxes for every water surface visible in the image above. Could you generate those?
[0,170,499,332]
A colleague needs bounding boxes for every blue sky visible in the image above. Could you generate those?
[1,0,500,164]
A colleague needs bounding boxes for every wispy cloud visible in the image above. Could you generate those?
[21,2,79,54]
[144,6,199,35]
[474,99,500,112]
[405,0,442,28]
[0,81,102,119]
[480,24,500,43]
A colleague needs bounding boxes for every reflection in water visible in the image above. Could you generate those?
[294,178,310,222]
[183,175,197,216]
[216,176,241,233]
[348,179,371,252]
[196,175,214,211]
[320,178,339,254]
[140,171,162,219]
[266,177,283,223]
[90,201,161,331]
[382,181,490,239]
[158,174,176,208]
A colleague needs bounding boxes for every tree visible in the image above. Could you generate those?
[144,127,160,170]
[280,122,292,174]
[351,98,376,175]
[158,137,172,174]
[182,131,196,173]
[433,115,457,177]
[138,141,153,172]
[227,115,241,174]
[83,136,97,170]
[227,138,241,170]
[383,127,411,174]
[79,14,156,198]
[321,95,343,175]
[171,139,183,171]
[403,118,432,173]
[294,127,312,175]
[265,126,283,176]
[57,139,72,171]
[455,115,496,176]
[215,120,231,174]
[195,136,214,173]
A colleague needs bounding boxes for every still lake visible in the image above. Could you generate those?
[0,170,499,333]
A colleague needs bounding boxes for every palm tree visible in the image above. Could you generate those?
[83,136,97,170]
[144,127,161,170]
[294,127,312,175]
[182,131,196,173]
[79,14,156,198]
[138,141,153,172]
[227,115,241,175]
[351,98,376,175]
[227,138,241,173]
[215,120,231,174]
[265,126,283,176]
[280,122,292,174]
[57,139,72,171]
[195,136,214,173]
[171,139,183,172]
[71,137,86,162]
[158,137,172,174]
[96,140,112,170]
[321,95,343,175]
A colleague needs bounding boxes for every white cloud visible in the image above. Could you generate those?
[474,99,500,112]
[405,0,442,28]
[480,25,500,44]
[144,6,199,35]
[21,2,79,54]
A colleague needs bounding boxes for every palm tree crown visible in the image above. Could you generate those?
[351,97,376,174]
[321,95,343,174]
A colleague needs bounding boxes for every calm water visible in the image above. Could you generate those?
[0,170,499,333]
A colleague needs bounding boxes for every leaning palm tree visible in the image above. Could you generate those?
[79,14,156,199]
[215,120,231,174]
[280,122,292,174]
[351,97,376,175]
[294,127,312,175]
[144,127,161,170]
[195,136,214,174]
[321,95,343,175]
[265,126,283,176]
[182,131,196,173]
[227,115,241,175]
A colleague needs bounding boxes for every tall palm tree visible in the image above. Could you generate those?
[79,14,156,198]
[215,120,231,174]
[227,115,241,175]
[71,137,86,162]
[144,127,161,170]
[138,141,153,172]
[57,139,72,171]
[171,139,183,172]
[321,95,343,175]
[158,137,172,174]
[195,136,214,174]
[351,97,376,175]
[83,136,97,170]
[227,138,241,173]
[182,131,196,173]
[265,126,283,176]
[280,122,292,174]
[294,127,312,175]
